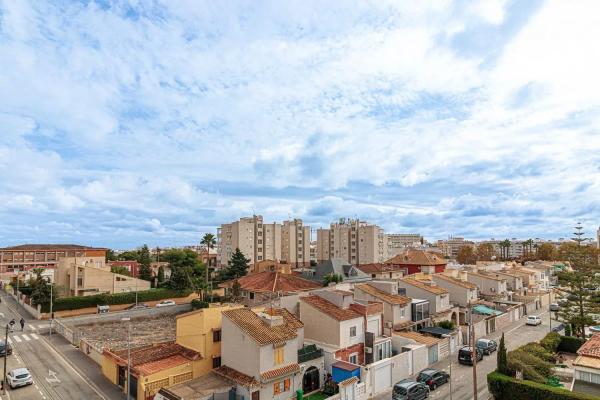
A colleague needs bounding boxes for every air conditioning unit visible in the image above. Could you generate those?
[364,347,373,354]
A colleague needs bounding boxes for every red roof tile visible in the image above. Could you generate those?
[105,342,201,376]
[223,308,298,345]
[356,263,404,274]
[219,271,321,294]
[578,334,600,358]
[355,284,411,306]
[260,364,300,381]
[214,366,260,388]
[301,295,362,321]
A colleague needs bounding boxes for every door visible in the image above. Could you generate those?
[117,366,126,388]
[251,390,260,400]
[303,367,320,393]
[129,374,138,399]
[373,364,392,394]
[428,345,438,364]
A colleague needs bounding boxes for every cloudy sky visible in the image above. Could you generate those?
[1,0,600,248]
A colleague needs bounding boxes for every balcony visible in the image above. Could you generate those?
[298,344,323,363]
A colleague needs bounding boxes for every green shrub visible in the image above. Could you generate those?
[558,336,585,353]
[488,371,598,400]
[565,324,572,336]
[540,332,562,353]
[43,289,192,312]
[507,350,554,382]
[191,299,209,310]
[519,343,556,363]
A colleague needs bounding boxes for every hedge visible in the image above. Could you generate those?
[191,299,209,310]
[558,336,585,353]
[41,289,192,312]
[487,371,598,400]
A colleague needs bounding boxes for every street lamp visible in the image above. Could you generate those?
[44,276,53,336]
[122,317,131,400]
[442,333,453,400]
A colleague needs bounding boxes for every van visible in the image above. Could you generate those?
[458,346,483,365]
[476,339,497,355]
[97,305,110,314]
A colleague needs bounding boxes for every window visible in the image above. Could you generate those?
[213,329,221,342]
[212,356,221,368]
[273,378,290,394]
[274,347,284,365]
[349,326,356,337]
[400,307,405,318]
[349,353,358,364]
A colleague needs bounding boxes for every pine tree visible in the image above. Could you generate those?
[222,248,250,280]
[497,332,508,375]
[138,244,153,281]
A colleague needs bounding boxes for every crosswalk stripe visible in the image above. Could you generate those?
[22,334,30,341]
[7,338,12,344]
[31,333,39,340]
[13,336,22,343]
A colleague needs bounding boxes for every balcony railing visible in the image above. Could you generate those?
[298,344,323,363]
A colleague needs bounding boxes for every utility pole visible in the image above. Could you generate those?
[443,334,453,400]
[48,277,53,336]
[122,317,131,400]
[470,310,478,400]
[549,290,552,333]
[3,324,8,394]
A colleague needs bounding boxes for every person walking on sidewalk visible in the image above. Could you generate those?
[20,318,25,331]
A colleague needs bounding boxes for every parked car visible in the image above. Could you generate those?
[416,368,449,390]
[126,303,149,310]
[7,368,33,389]
[458,346,483,365]
[0,340,12,357]
[155,300,176,308]
[392,379,429,400]
[526,315,542,326]
[558,298,568,306]
[549,303,560,312]
[476,338,497,355]
[552,323,565,332]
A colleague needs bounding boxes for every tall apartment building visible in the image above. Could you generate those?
[217,216,310,267]
[436,237,474,258]
[387,233,423,257]
[0,244,107,273]
[316,219,388,264]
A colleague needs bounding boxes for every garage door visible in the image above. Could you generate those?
[428,345,438,365]
[373,364,392,394]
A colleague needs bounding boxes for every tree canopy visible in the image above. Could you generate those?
[161,248,206,291]
[220,248,250,281]
[457,245,477,264]
[138,244,153,281]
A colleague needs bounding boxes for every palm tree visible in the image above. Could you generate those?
[500,239,512,260]
[200,233,217,299]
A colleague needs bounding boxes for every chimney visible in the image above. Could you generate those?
[257,312,284,327]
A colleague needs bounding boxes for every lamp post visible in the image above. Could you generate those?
[122,317,131,400]
[2,324,8,394]
[442,334,453,400]
[469,309,478,400]
[44,276,53,336]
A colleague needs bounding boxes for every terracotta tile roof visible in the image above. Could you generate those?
[339,376,359,386]
[214,366,259,388]
[356,263,403,274]
[264,307,304,329]
[394,331,441,346]
[260,363,300,382]
[0,244,107,251]
[578,334,600,358]
[400,278,448,295]
[392,320,415,331]
[355,284,411,306]
[222,308,298,345]
[301,295,362,321]
[219,271,321,294]
[385,249,446,266]
[105,342,200,376]
[469,272,506,282]
[433,274,477,289]
[332,361,361,371]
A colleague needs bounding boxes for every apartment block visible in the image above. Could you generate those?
[0,244,107,273]
[217,216,312,267]
[436,238,473,258]
[387,234,423,257]
[316,219,388,264]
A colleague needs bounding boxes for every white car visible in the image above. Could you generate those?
[155,300,176,308]
[526,315,542,326]
[7,368,33,389]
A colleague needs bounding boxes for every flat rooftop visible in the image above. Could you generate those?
[78,315,176,351]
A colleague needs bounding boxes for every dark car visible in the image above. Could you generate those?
[0,340,12,357]
[458,346,483,365]
[476,339,497,355]
[416,368,449,390]
[126,303,149,310]
[392,379,429,400]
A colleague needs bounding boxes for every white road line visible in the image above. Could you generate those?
[13,335,22,343]
[22,334,30,341]
[31,333,39,339]
[7,338,12,344]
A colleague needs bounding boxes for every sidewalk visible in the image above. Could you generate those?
[47,333,127,400]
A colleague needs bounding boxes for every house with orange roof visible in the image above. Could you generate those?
[397,277,458,326]
[354,282,413,335]
[299,290,393,374]
[431,273,478,307]
[384,249,447,276]
[573,333,600,396]
[355,263,404,280]
[218,307,314,400]
[219,270,322,306]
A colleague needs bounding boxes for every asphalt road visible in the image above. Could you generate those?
[0,295,106,400]
[374,311,555,400]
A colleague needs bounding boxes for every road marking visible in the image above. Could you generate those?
[7,338,12,344]
[31,333,39,339]
[22,334,30,341]
[13,335,21,343]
